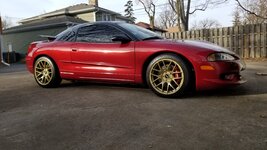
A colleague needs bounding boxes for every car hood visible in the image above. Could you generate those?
[157,39,235,55]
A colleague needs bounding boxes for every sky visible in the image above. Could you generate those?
[0,0,237,28]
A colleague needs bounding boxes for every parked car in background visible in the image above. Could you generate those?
[26,22,246,98]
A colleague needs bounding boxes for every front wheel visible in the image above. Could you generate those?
[34,56,62,88]
[146,54,192,98]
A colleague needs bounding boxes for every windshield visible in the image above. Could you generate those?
[118,23,163,40]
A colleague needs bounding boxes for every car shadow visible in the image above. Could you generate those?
[60,80,267,98]
[60,80,148,89]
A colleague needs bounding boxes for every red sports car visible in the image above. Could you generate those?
[26,22,246,97]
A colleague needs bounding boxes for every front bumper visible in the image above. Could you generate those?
[195,60,247,91]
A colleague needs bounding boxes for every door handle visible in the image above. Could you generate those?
[72,48,78,52]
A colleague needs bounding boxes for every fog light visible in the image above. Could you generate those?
[225,74,236,80]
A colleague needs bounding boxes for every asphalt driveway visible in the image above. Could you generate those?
[0,61,266,150]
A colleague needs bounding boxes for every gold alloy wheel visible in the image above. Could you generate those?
[149,59,184,95]
[34,57,54,86]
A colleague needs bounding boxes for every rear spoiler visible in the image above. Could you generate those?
[40,35,56,41]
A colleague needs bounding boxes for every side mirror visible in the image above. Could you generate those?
[111,36,131,43]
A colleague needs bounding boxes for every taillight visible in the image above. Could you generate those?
[27,42,38,56]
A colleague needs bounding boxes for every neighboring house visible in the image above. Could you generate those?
[19,0,131,24]
[2,0,131,61]
[3,16,86,57]
[166,26,181,33]
[136,22,167,35]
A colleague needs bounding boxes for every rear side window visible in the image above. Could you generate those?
[60,31,76,42]
[76,25,127,43]
[56,28,76,42]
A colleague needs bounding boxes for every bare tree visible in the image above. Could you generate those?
[136,0,156,29]
[168,0,228,31]
[2,16,13,29]
[191,19,221,30]
[232,6,242,26]
[156,6,177,29]
[235,0,267,21]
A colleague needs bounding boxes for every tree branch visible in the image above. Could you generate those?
[138,0,151,17]
[235,0,267,20]
[189,2,209,15]
[168,0,178,14]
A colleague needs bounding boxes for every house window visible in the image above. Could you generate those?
[102,14,111,21]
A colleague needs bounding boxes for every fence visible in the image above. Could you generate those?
[163,24,267,58]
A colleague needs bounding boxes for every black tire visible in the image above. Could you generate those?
[34,56,62,88]
[146,54,192,98]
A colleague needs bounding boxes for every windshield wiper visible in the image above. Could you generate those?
[142,36,162,41]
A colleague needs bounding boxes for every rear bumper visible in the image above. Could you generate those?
[26,56,34,73]
[195,60,246,90]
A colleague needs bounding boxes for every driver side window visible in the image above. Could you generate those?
[76,25,128,43]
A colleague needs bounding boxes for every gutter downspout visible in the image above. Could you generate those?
[94,7,100,22]
[93,11,96,22]
[0,16,10,66]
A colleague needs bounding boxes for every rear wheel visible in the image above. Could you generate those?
[146,54,192,98]
[34,57,62,88]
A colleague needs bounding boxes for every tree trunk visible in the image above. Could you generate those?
[184,20,189,31]
[0,16,2,34]
[150,16,155,29]
[184,0,191,31]
[0,16,3,62]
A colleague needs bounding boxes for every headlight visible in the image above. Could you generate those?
[207,53,236,61]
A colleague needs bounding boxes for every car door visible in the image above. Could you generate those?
[71,24,135,82]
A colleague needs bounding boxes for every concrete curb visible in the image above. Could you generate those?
[256,72,267,76]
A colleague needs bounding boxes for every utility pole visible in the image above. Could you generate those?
[0,15,9,66]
